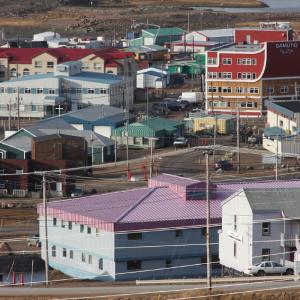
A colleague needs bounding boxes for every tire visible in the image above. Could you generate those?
[286,268,293,275]
[257,270,265,276]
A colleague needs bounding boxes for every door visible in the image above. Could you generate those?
[264,261,273,274]
[272,262,284,274]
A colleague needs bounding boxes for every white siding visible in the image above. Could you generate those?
[93,126,111,138]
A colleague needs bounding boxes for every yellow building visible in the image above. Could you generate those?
[193,115,236,134]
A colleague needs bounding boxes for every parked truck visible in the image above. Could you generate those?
[178,92,202,103]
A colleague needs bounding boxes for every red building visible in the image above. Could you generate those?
[206,40,300,117]
[235,22,293,44]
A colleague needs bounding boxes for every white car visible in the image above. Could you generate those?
[247,261,293,276]
[173,137,188,147]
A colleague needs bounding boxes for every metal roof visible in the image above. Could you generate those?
[3,135,33,152]
[244,188,300,218]
[143,27,185,37]
[193,28,235,38]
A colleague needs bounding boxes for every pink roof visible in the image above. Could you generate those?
[37,175,300,232]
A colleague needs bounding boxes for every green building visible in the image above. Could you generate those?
[129,27,186,47]
[113,117,184,149]
[167,60,204,77]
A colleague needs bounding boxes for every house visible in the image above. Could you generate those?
[136,67,169,89]
[129,27,186,47]
[0,61,134,118]
[59,105,135,138]
[113,117,184,149]
[235,22,293,44]
[37,173,222,281]
[32,31,70,48]
[183,29,235,44]
[0,117,115,164]
[125,45,168,62]
[263,100,300,155]
[171,40,221,54]
[166,60,204,78]
[206,40,300,117]
[219,184,300,275]
[0,47,137,81]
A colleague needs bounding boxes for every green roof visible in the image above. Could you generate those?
[114,117,183,137]
[143,27,186,37]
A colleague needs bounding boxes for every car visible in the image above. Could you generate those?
[195,130,214,138]
[247,261,293,276]
[164,101,182,111]
[27,234,41,247]
[173,137,188,147]
[214,160,233,171]
[70,188,84,198]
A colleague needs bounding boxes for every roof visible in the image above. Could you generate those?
[217,43,262,53]
[270,101,300,113]
[0,255,44,273]
[263,126,288,138]
[244,188,300,218]
[126,45,167,53]
[192,28,235,38]
[0,47,132,65]
[114,117,183,137]
[3,135,33,152]
[143,27,186,37]
[33,133,84,143]
[37,176,300,232]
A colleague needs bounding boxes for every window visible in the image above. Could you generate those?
[213,101,229,108]
[127,232,142,240]
[127,260,141,271]
[262,222,271,236]
[94,63,102,70]
[61,220,65,228]
[234,215,237,231]
[233,242,237,257]
[222,72,232,79]
[49,88,55,95]
[165,259,172,268]
[0,274,3,282]
[175,230,183,238]
[236,87,244,94]
[280,86,288,94]
[68,221,72,230]
[98,258,103,270]
[88,255,93,264]
[207,57,217,65]
[240,101,254,108]
[47,61,54,68]
[222,58,232,65]
[37,88,43,94]
[34,61,42,68]
[249,87,259,94]
[201,227,207,236]
[10,68,17,78]
[82,63,89,70]
[252,73,256,79]
[81,253,86,262]
[88,88,95,94]
[24,88,31,94]
[96,228,100,237]
[80,224,84,233]
[63,248,67,257]
[76,88,82,94]
[222,87,232,93]
[207,72,217,79]
[87,227,91,234]
[52,245,56,257]
[262,248,271,261]
[237,58,255,65]
[23,68,30,76]
[53,218,57,226]
[267,87,274,94]
[32,105,37,112]
[279,120,283,127]
[252,58,257,65]
[15,168,23,175]
[208,86,217,93]
[0,71,5,78]
[69,250,74,259]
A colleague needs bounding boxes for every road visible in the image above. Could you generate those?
[1,279,300,297]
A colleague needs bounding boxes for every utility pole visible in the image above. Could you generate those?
[205,152,212,290]
[236,109,240,173]
[114,138,117,166]
[210,82,216,163]
[8,98,11,131]
[42,173,49,286]
[149,137,158,178]
[275,135,278,181]
[16,87,20,130]
[187,12,190,32]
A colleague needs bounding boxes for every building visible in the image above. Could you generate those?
[235,22,293,44]
[192,114,236,134]
[129,27,186,47]
[206,40,300,117]
[37,174,222,281]
[136,67,169,89]
[0,61,134,119]
[125,45,168,62]
[171,40,220,54]
[32,31,70,48]
[59,105,135,138]
[0,47,137,81]
[183,29,234,44]
[113,117,184,149]
[0,117,115,164]
[219,184,300,274]
[263,100,300,155]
